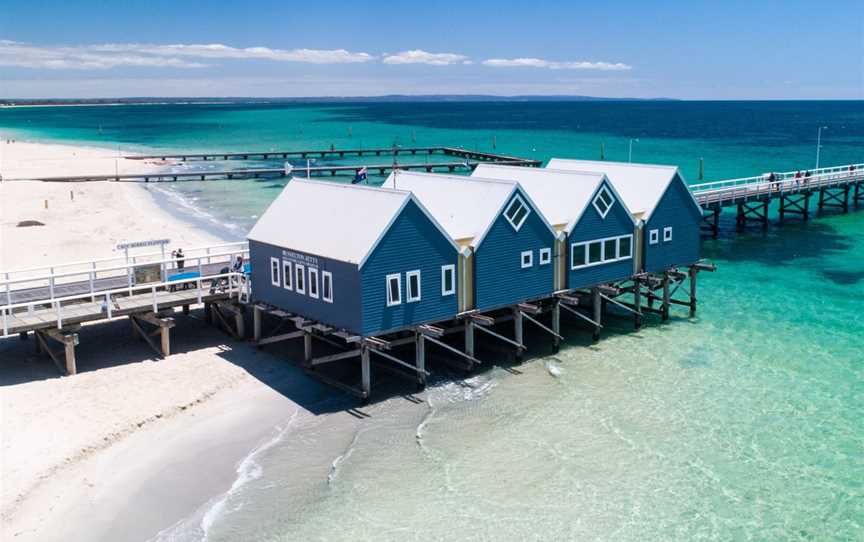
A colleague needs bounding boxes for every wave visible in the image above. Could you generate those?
[146,409,300,542]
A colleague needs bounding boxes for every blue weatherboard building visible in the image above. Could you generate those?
[546,159,703,273]
[382,171,558,312]
[472,164,637,291]
[247,179,461,337]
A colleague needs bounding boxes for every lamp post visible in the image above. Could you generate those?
[815,126,828,170]
[629,138,639,163]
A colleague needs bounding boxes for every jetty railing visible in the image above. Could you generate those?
[2,241,247,283]
[0,270,246,338]
[1,246,249,309]
[692,163,863,206]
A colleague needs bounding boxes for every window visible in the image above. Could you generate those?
[604,239,617,260]
[441,265,455,296]
[322,271,333,303]
[619,236,632,259]
[539,248,552,265]
[282,260,293,291]
[295,264,306,294]
[308,267,319,299]
[571,235,634,269]
[588,242,603,264]
[571,244,587,268]
[663,226,673,242]
[504,195,531,231]
[649,229,659,245]
[406,270,421,302]
[270,258,280,287]
[592,185,615,218]
[521,250,533,268]
[386,274,401,306]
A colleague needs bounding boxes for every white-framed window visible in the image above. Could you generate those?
[308,267,319,299]
[521,250,533,268]
[504,194,531,231]
[386,273,401,307]
[571,243,587,268]
[539,247,552,265]
[571,234,634,269]
[322,271,333,303]
[270,257,280,287]
[663,226,673,242]
[282,260,293,291]
[441,264,456,296]
[406,270,421,302]
[618,235,633,259]
[649,229,660,245]
[295,263,306,295]
[592,185,615,218]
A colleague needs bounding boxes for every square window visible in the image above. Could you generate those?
[295,264,306,294]
[406,270,421,302]
[604,239,617,261]
[521,250,533,268]
[504,195,531,231]
[308,267,319,299]
[282,260,293,290]
[539,247,552,265]
[441,265,455,296]
[571,244,587,268]
[588,242,602,264]
[322,271,333,303]
[649,229,659,245]
[592,185,616,218]
[663,226,673,242]
[386,273,401,306]
[619,236,632,258]
[270,257,280,287]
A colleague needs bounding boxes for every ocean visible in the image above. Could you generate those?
[1,101,862,540]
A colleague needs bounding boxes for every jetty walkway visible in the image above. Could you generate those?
[692,163,863,236]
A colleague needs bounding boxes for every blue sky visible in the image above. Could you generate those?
[1,0,861,99]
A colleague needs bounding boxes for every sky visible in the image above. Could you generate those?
[1,0,862,100]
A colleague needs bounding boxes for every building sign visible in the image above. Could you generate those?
[282,249,318,266]
[117,239,171,251]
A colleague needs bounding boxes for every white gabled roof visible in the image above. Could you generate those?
[545,158,691,220]
[247,178,456,266]
[381,171,554,247]
[471,164,634,232]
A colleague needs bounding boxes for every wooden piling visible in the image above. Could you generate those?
[415,333,426,388]
[513,308,524,359]
[661,273,671,322]
[633,279,643,329]
[688,267,698,317]
[465,320,475,358]
[592,287,602,342]
[360,347,371,401]
[551,301,561,353]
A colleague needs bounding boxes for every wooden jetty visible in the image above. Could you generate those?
[692,163,863,237]
[125,145,534,164]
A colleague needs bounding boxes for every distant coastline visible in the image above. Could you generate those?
[0,95,680,107]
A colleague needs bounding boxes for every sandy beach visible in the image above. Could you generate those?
[0,141,364,541]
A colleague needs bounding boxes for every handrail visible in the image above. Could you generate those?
[693,168,862,206]
[1,271,247,337]
[0,248,248,289]
[690,163,863,193]
[1,241,247,277]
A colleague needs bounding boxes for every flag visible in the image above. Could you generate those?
[352,166,368,184]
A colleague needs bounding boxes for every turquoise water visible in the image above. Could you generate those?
[1,102,862,540]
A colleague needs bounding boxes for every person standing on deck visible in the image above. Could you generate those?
[172,248,185,271]
[795,170,802,188]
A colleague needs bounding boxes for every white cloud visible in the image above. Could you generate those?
[383,50,471,66]
[482,57,632,71]
[0,40,374,70]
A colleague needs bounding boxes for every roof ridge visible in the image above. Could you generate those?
[292,177,410,197]
[394,170,516,188]
[551,158,678,171]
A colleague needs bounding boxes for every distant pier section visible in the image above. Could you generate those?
[17,146,541,183]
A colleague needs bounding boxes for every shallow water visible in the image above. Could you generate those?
[1,101,862,540]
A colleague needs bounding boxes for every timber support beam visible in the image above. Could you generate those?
[35,325,80,375]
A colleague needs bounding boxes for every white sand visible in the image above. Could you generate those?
[0,141,346,541]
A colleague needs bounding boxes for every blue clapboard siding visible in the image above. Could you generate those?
[567,180,636,289]
[643,175,703,272]
[474,189,556,311]
[249,240,362,333]
[361,199,459,336]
